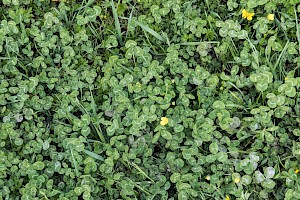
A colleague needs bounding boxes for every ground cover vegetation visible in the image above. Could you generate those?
[0,0,300,199]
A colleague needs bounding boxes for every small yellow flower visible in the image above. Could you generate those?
[295,169,300,174]
[205,175,210,181]
[285,77,289,81]
[234,177,240,183]
[160,117,169,126]
[267,14,274,21]
[225,195,230,200]
[242,9,255,21]
[172,101,175,106]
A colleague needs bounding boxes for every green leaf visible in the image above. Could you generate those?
[250,74,259,82]
[125,40,137,48]
[120,180,135,195]
[161,130,172,140]
[206,154,216,163]
[256,82,268,92]
[178,183,191,190]
[170,173,181,183]
[160,7,170,16]
[74,187,84,196]
[209,142,219,154]
[152,132,161,143]
[178,191,188,200]
[81,114,90,125]
[217,152,228,162]
[264,167,275,178]
[32,161,45,170]
[285,85,296,97]
[254,171,265,183]
[264,131,274,142]
[212,100,225,109]
[262,179,276,189]
[241,175,252,185]
[285,189,294,200]
[81,126,91,137]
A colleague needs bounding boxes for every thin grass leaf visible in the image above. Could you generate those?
[89,87,96,116]
[111,0,123,45]
[84,150,104,161]
[75,0,96,11]
[92,123,107,144]
[273,41,289,79]
[88,24,100,40]
[75,97,106,143]
[133,20,165,42]
[294,7,300,54]
[178,41,219,46]
[70,149,79,177]
[86,139,103,143]
[246,37,259,65]
[117,63,133,73]
[126,178,151,195]
[228,81,245,100]
[130,162,154,182]
[75,97,89,114]
[162,31,170,46]
[126,6,134,39]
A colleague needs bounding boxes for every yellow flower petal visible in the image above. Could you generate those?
[267,14,274,21]
[249,12,255,17]
[225,195,230,200]
[160,117,169,126]
[242,9,255,21]
[247,16,253,21]
[234,177,240,183]
[242,9,247,18]
[295,169,300,174]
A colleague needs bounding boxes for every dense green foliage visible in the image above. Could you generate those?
[0,0,300,199]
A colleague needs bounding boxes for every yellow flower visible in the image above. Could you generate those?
[205,175,210,181]
[285,77,289,81]
[225,195,230,200]
[267,14,274,21]
[234,177,240,183]
[242,9,255,21]
[160,117,169,126]
[295,169,300,174]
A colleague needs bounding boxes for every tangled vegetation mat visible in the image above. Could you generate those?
[0,0,300,199]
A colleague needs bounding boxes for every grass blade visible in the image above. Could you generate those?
[70,149,79,177]
[294,7,300,54]
[75,0,95,11]
[134,20,165,42]
[125,6,134,39]
[84,149,104,161]
[130,162,154,182]
[89,87,96,116]
[273,41,289,78]
[178,41,219,46]
[111,0,123,45]
[126,178,151,195]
